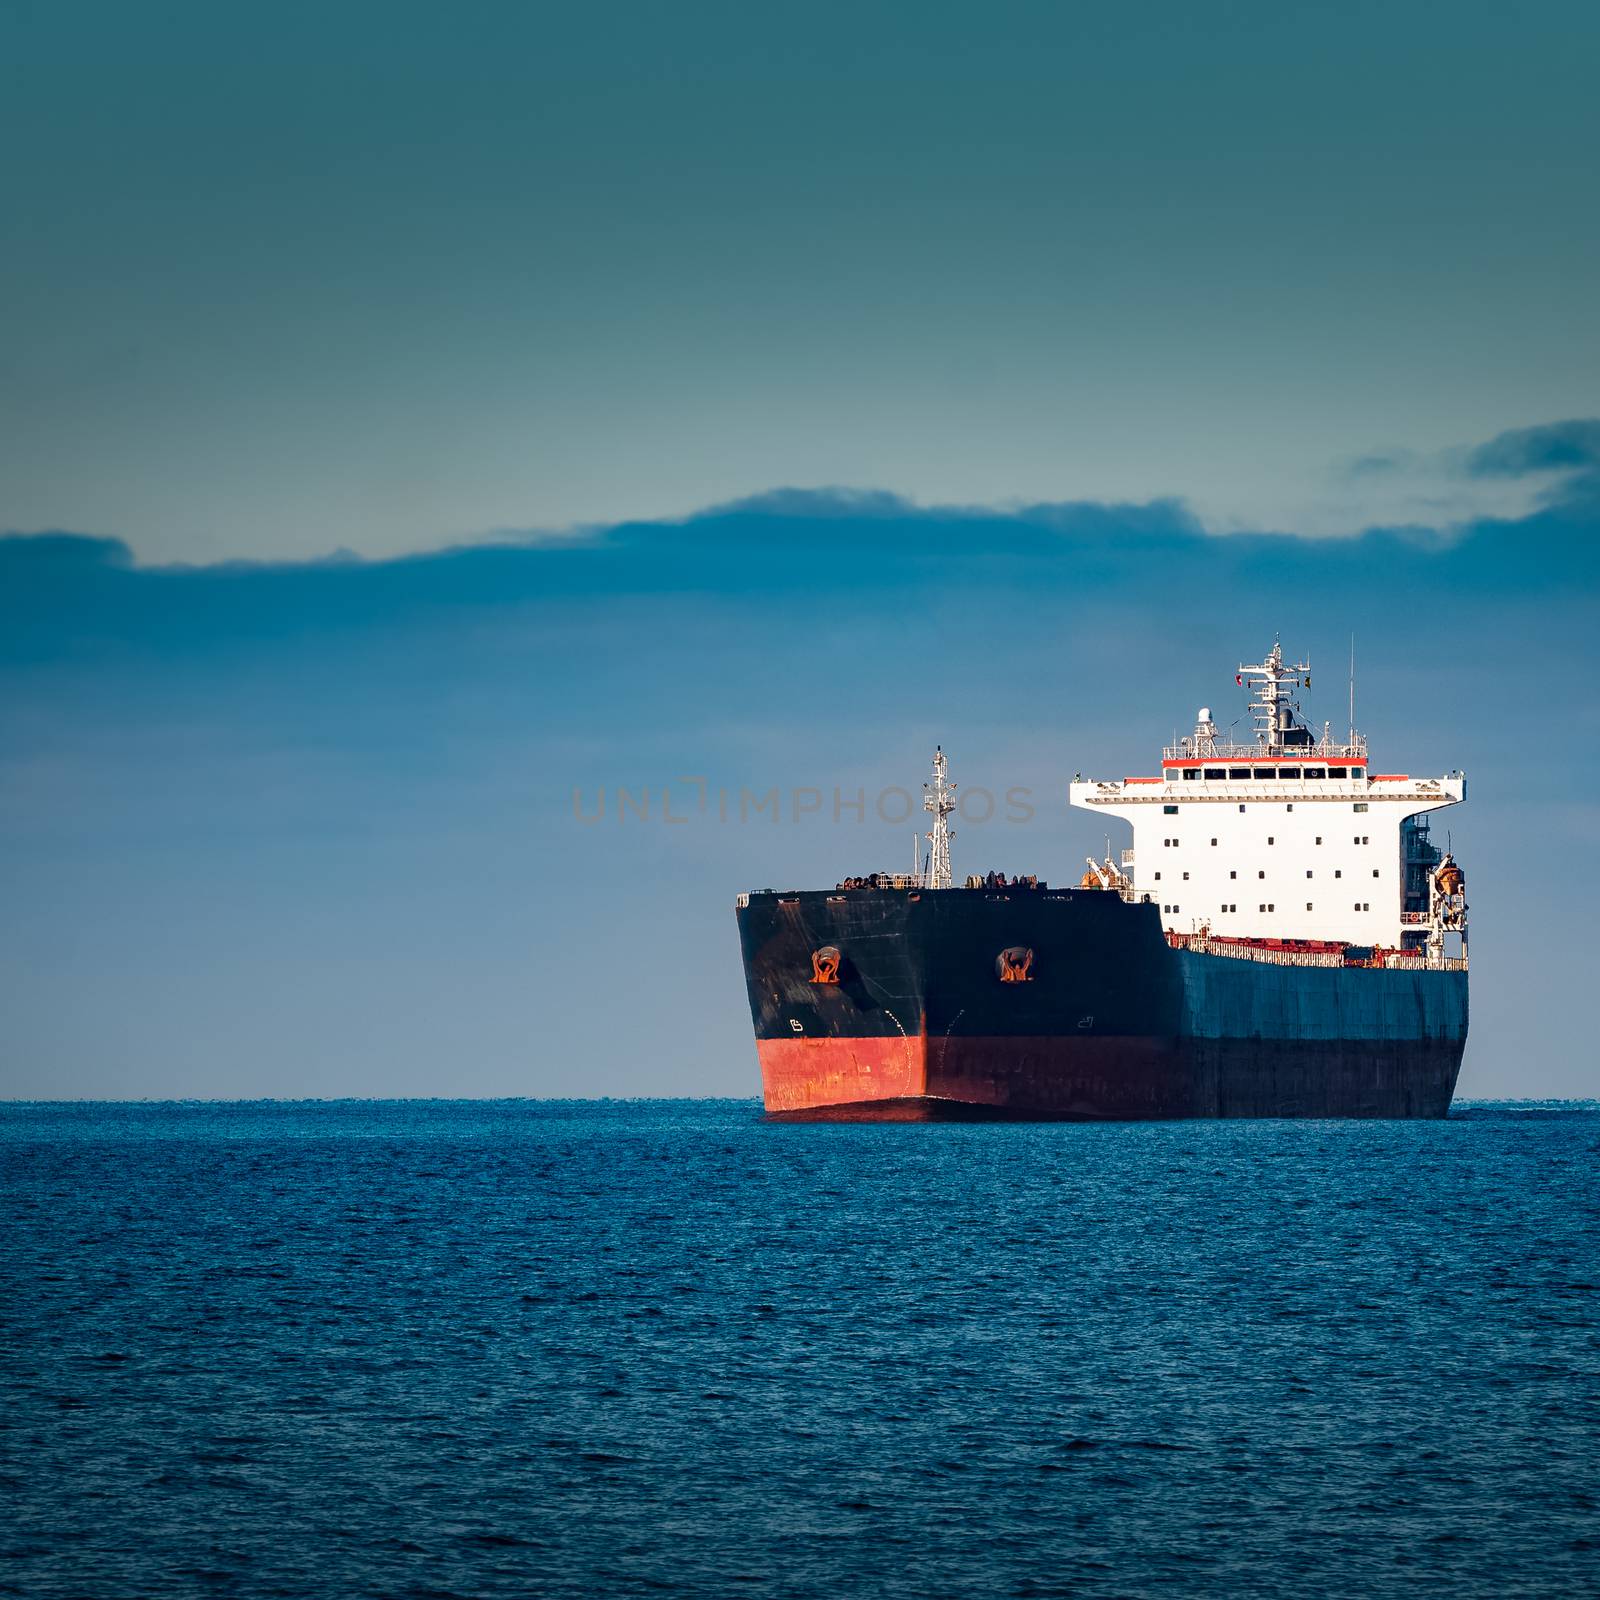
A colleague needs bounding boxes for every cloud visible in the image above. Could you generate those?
[1264,418,1600,542]
[701,487,919,521]
[1340,451,1416,478]
[1465,419,1600,478]
[2,419,1597,674]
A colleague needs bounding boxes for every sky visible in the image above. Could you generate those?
[2,2,1598,1098]
[3,0,1598,559]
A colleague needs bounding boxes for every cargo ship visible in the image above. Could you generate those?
[734,642,1469,1119]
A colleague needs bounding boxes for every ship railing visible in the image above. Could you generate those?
[1382,953,1469,971]
[1162,737,1369,762]
[1177,929,1466,972]
[1083,781,1455,809]
[1185,937,1344,968]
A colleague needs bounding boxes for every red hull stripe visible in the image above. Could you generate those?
[756,1034,1460,1120]
[757,1035,925,1113]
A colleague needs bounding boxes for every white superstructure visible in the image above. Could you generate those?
[1069,642,1466,954]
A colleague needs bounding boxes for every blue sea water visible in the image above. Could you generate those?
[1,1101,1597,1600]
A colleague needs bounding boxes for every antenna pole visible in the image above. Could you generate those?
[1349,633,1356,746]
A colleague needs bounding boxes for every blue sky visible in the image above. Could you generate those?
[2,4,1597,1096]
[3,1,1597,558]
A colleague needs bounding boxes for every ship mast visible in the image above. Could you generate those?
[1238,639,1312,754]
[922,746,956,890]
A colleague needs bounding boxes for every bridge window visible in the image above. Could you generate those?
[1205,768,1225,780]
[1281,768,1301,780]
[1329,767,1348,778]
[1306,767,1326,779]
[1253,766,1275,779]
[1229,767,1250,780]
[1183,768,1199,781]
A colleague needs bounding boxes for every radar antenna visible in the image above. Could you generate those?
[922,746,956,890]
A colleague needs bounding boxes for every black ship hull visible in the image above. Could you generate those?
[736,888,1467,1120]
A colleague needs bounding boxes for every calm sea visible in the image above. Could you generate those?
[2,1100,1597,1599]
